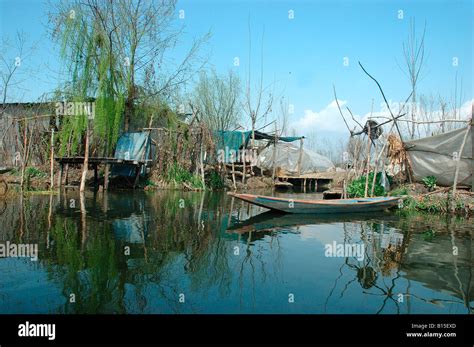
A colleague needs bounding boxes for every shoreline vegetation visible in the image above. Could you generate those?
[2,165,472,217]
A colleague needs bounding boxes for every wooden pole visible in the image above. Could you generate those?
[64,164,69,185]
[79,122,90,193]
[364,127,371,198]
[241,131,246,184]
[200,128,206,189]
[370,158,378,197]
[79,192,87,251]
[272,124,277,180]
[297,138,304,177]
[20,119,28,189]
[57,163,63,188]
[471,110,473,192]
[93,164,98,190]
[104,164,110,190]
[251,117,255,176]
[231,152,236,190]
[50,129,55,190]
[370,144,380,197]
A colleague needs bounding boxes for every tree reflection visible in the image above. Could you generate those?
[1,191,471,314]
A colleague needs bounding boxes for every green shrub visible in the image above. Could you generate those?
[25,167,47,178]
[389,185,409,196]
[422,176,437,191]
[347,172,385,198]
[166,163,204,189]
[207,171,224,190]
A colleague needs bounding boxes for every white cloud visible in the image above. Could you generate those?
[290,99,364,135]
[290,99,473,137]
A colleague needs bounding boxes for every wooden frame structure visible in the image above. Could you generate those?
[55,156,152,190]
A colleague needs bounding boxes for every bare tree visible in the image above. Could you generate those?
[193,69,241,132]
[277,96,290,137]
[243,21,273,149]
[402,18,426,139]
[0,32,35,112]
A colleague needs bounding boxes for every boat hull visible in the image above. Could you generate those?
[228,193,401,214]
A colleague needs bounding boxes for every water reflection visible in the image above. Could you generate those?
[0,190,472,314]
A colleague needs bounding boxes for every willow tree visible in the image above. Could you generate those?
[52,2,124,159]
[49,0,209,181]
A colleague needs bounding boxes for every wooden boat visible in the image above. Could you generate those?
[0,167,12,175]
[227,210,399,234]
[228,193,401,214]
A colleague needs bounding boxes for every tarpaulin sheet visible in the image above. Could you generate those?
[405,126,473,187]
[257,142,334,174]
[111,132,151,177]
[214,130,304,163]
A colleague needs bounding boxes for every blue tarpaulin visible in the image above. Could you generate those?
[214,130,304,163]
[111,132,151,177]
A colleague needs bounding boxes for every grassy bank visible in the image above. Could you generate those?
[389,185,473,216]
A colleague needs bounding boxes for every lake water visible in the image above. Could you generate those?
[0,190,472,314]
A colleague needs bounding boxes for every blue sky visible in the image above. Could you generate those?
[1,0,472,140]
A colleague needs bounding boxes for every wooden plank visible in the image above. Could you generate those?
[229,171,251,177]
[55,156,152,166]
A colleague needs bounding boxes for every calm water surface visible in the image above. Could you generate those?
[0,190,472,314]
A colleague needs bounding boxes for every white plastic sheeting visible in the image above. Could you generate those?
[405,125,473,187]
[257,142,335,175]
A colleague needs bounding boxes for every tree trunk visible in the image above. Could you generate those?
[364,127,371,198]
[20,120,28,189]
[80,123,90,192]
[50,129,55,189]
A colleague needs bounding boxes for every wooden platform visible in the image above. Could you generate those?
[55,156,152,190]
[55,156,152,166]
[276,171,344,180]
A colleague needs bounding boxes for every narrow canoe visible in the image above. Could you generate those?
[227,210,399,234]
[228,193,401,214]
[0,167,12,175]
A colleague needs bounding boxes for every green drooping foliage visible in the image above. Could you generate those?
[347,172,387,198]
[56,6,125,157]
